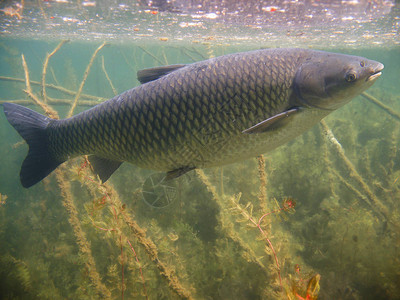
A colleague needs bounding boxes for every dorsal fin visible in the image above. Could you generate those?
[137,64,186,84]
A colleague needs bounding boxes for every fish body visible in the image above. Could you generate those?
[3,48,383,188]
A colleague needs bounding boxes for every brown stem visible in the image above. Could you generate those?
[320,120,390,221]
[257,155,268,208]
[67,41,109,118]
[0,76,107,101]
[123,210,194,299]
[42,40,69,103]
[0,98,99,107]
[138,46,165,65]
[196,170,267,271]
[362,92,400,122]
[179,48,198,62]
[50,67,60,86]
[37,0,47,19]
[20,0,25,15]
[101,56,118,96]
[21,54,58,119]
[56,167,112,299]
[20,58,109,296]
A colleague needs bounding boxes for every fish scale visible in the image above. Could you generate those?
[48,50,328,165]
[3,48,384,187]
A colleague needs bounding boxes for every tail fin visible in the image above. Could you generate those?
[2,103,64,188]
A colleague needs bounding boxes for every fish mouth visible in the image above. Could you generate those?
[367,63,384,82]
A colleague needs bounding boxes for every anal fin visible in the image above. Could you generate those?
[88,156,123,183]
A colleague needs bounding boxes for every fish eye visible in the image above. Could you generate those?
[360,61,365,67]
[345,72,357,82]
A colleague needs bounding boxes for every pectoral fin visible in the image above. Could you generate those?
[88,156,123,183]
[242,108,301,134]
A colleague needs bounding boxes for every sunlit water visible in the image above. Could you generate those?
[0,1,400,299]
[1,0,399,48]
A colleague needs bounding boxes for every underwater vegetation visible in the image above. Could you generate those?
[0,40,399,300]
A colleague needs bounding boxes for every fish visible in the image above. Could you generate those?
[2,48,383,188]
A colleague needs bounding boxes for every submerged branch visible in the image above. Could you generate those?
[67,41,108,118]
[320,120,390,221]
[21,54,58,119]
[0,76,107,101]
[42,40,69,103]
[257,155,268,209]
[362,92,400,122]
[138,46,165,65]
[22,52,111,298]
[0,98,99,107]
[101,56,118,96]
[195,170,268,272]
[123,210,194,299]
[56,166,112,299]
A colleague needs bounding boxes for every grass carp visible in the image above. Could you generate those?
[2,48,383,188]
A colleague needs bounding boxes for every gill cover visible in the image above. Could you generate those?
[293,58,350,110]
[293,53,383,111]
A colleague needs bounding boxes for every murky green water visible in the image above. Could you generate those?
[0,1,399,299]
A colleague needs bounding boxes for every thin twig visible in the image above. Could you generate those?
[21,54,32,92]
[362,92,400,122]
[20,0,24,15]
[127,239,148,300]
[119,48,135,72]
[257,155,268,207]
[0,98,99,107]
[22,54,111,297]
[56,167,112,299]
[67,41,109,117]
[180,48,198,62]
[49,67,60,86]
[78,163,151,299]
[161,49,169,65]
[138,46,165,65]
[101,56,117,96]
[37,0,47,19]
[120,235,124,300]
[196,170,268,272]
[21,54,58,118]
[0,76,107,101]
[123,210,194,299]
[330,168,367,203]
[248,215,282,289]
[204,43,215,59]
[320,120,389,221]
[42,40,69,103]
[190,46,207,59]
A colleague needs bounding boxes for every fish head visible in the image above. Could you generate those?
[293,52,384,110]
